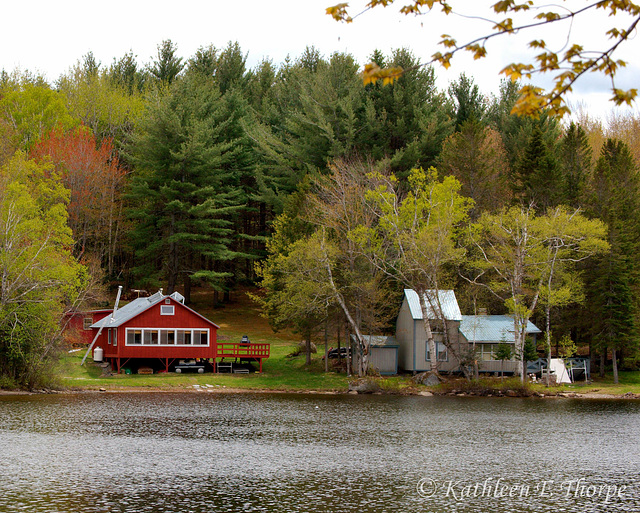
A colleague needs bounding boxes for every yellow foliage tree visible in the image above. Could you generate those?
[327,1,639,117]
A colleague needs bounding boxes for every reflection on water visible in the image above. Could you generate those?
[0,393,638,512]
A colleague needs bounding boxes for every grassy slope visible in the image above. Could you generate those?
[56,287,640,396]
[58,287,352,391]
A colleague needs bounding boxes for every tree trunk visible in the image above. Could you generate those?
[612,347,619,384]
[184,274,191,305]
[599,350,606,378]
[417,290,439,374]
[545,304,552,384]
[337,324,342,366]
[346,325,351,377]
[324,319,329,373]
[306,330,312,366]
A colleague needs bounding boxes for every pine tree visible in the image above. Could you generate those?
[127,74,245,300]
[448,73,486,130]
[512,123,562,210]
[584,139,640,382]
[559,122,592,208]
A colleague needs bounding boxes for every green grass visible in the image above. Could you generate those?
[57,288,352,392]
[53,287,640,396]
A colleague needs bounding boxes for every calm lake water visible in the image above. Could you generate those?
[0,392,638,513]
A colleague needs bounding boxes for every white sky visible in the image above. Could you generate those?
[2,0,638,121]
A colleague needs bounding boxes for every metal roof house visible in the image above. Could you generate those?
[459,315,541,374]
[89,290,270,373]
[395,289,463,373]
[90,291,219,373]
[395,289,543,374]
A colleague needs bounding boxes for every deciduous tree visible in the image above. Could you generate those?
[0,152,86,387]
[328,1,639,116]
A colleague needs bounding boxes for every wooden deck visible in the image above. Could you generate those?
[215,343,271,373]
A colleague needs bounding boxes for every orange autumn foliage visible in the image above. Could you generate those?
[30,126,126,273]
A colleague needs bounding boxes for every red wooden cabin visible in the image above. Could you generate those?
[63,309,112,346]
[89,290,270,373]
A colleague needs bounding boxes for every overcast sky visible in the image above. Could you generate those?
[2,0,637,121]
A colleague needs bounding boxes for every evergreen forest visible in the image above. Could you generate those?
[1,40,639,387]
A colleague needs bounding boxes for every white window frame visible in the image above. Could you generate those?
[125,328,210,347]
[426,341,448,362]
[113,329,117,347]
[160,305,175,315]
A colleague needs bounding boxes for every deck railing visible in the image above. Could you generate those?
[215,342,270,359]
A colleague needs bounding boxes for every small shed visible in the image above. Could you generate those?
[351,335,399,375]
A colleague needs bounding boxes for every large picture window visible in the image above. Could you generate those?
[426,342,448,362]
[125,328,210,346]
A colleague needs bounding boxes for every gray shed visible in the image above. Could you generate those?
[352,335,399,375]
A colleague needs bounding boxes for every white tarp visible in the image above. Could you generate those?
[550,358,572,384]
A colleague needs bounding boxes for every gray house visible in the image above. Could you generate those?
[459,315,541,374]
[395,289,542,374]
[395,289,463,373]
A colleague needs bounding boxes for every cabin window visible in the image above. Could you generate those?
[426,342,448,362]
[161,305,175,316]
[127,329,142,345]
[144,330,159,345]
[107,330,111,345]
[176,330,191,345]
[83,317,93,330]
[125,328,209,346]
[194,330,208,345]
[113,329,117,347]
[476,343,514,361]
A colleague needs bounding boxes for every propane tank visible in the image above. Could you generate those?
[93,346,104,362]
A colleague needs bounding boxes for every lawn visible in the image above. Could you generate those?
[55,287,640,396]
[57,287,353,392]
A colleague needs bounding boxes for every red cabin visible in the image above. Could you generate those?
[90,290,220,373]
[83,290,269,373]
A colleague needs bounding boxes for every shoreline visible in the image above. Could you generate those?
[2,386,639,400]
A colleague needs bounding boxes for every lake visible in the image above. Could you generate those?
[0,392,638,513]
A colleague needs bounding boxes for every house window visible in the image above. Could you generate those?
[161,305,175,315]
[144,330,159,345]
[477,343,514,361]
[194,330,208,345]
[127,329,142,345]
[125,328,209,346]
[83,317,93,330]
[113,329,117,347]
[426,342,448,362]
[176,330,192,345]
[108,330,111,345]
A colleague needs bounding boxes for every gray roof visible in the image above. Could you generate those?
[350,335,398,347]
[459,315,542,343]
[404,289,462,321]
[90,291,188,329]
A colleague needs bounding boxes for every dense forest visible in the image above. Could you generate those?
[1,40,639,386]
